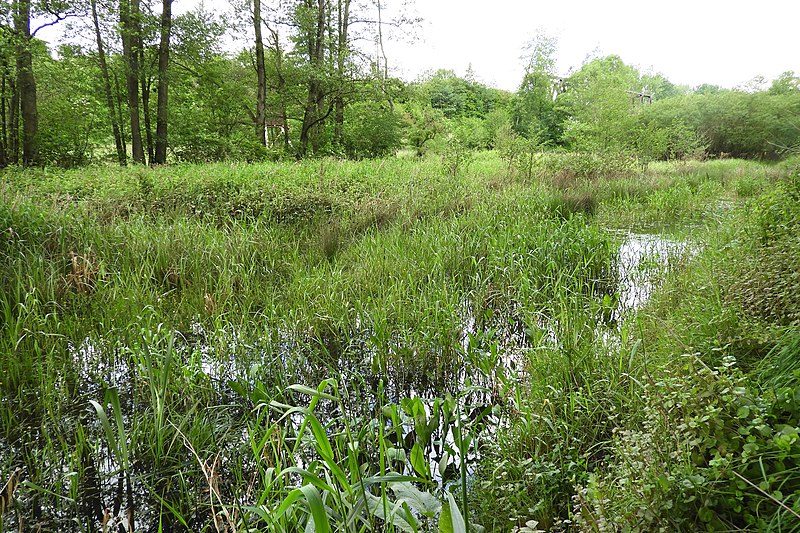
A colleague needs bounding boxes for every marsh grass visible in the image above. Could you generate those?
[1,153,796,530]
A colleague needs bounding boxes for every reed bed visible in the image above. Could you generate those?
[1,153,797,531]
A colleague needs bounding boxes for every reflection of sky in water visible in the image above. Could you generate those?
[617,233,696,312]
[64,233,696,401]
[6,230,703,530]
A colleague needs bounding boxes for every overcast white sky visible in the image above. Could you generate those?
[380,0,800,91]
[45,0,800,92]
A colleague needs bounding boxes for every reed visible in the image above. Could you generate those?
[1,153,795,530]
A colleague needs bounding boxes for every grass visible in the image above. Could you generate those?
[1,152,798,531]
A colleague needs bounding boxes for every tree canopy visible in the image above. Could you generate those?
[0,4,797,167]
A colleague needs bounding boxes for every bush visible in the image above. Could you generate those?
[538,151,638,187]
[172,130,276,163]
[576,357,800,532]
[731,173,800,324]
[343,102,402,159]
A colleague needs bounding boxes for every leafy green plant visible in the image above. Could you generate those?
[442,132,475,178]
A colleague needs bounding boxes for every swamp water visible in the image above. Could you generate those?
[0,231,695,530]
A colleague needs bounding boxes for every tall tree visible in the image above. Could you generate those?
[154,0,171,164]
[14,0,37,165]
[139,36,154,164]
[331,0,350,147]
[91,0,126,165]
[0,26,15,166]
[120,0,145,163]
[252,0,266,145]
[298,0,328,156]
[558,54,640,152]
[513,32,560,143]
[266,25,290,148]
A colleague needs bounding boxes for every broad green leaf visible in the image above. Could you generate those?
[410,442,430,479]
[287,383,338,401]
[365,493,417,533]
[390,481,442,517]
[439,491,466,533]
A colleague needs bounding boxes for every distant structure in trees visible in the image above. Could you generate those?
[552,76,568,100]
[627,90,653,105]
[266,116,287,146]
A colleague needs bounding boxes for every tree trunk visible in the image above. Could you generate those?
[120,0,145,163]
[15,0,38,166]
[0,55,8,167]
[92,0,126,165]
[376,0,393,112]
[141,62,153,165]
[154,0,171,164]
[299,0,326,156]
[8,61,19,165]
[268,27,290,150]
[253,0,267,146]
[333,0,350,149]
[113,69,127,155]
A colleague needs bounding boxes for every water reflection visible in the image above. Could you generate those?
[616,232,696,312]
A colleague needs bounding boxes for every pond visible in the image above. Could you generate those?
[0,230,696,530]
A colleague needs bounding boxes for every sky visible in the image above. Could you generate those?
[42,0,800,93]
[379,0,800,91]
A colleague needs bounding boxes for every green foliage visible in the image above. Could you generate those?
[642,91,800,159]
[36,45,103,167]
[343,102,402,159]
[758,328,800,390]
[483,108,512,148]
[494,124,541,180]
[639,71,686,100]
[418,69,504,119]
[402,103,447,157]
[538,150,637,184]
[512,33,562,144]
[768,71,800,95]
[558,55,641,152]
[441,130,475,178]
[731,173,800,324]
[2,155,799,531]
[576,357,800,532]
[634,119,709,162]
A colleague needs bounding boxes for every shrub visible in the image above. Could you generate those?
[731,174,800,324]
[576,357,800,531]
[538,151,637,188]
[343,102,403,159]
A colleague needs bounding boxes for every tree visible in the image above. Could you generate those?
[557,54,641,152]
[154,0,171,164]
[403,102,444,157]
[119,0,145,163]
[0,19,17,166]
[694,83,723,95]
[14,0,38,165]
[297,0,330,156]
[252,0,266,145]
[768,71,800,95]
[91,0,126,164]
[513,32,561,143]
[332,0,351,148]
[639,71,683,101]
[342,100,400,158]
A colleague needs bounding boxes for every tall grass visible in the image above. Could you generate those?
[1,153,795,530]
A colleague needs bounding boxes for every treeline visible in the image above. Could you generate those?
[0,2,798,168]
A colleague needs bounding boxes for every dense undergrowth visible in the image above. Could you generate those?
[1,151,799,531]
